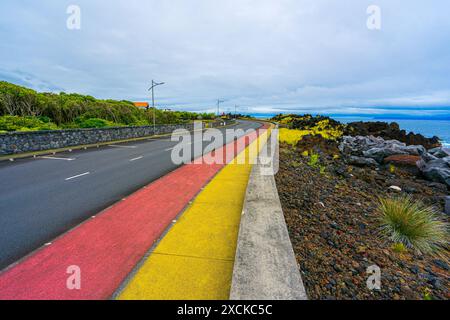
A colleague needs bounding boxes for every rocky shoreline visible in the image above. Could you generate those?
[273,116,449,300]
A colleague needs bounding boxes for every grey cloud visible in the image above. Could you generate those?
[0,0,449,115]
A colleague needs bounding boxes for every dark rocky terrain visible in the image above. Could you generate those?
[273,116,449,300]
[344,121,441,150]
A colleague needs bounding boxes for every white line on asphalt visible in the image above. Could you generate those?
[65,172,90,181]
[40,156,75,161]
[164,142,193,152]
[130,156,143,162]
[108,144,137,149]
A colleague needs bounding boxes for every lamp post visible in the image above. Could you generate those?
[148,80,165,132]
[217,99,225,117]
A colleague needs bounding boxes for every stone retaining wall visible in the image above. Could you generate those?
[0,120,235,155]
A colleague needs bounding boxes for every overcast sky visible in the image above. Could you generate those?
[1,1,450,116]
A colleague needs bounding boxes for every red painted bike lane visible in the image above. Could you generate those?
[0,124,268,300]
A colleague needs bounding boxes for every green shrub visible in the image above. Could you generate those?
[378,196,448,256]
[0,115,59,132]
[0,81,215,127]
[74,117,117,128]
[308,153,319,167]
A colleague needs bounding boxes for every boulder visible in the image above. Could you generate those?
[363,147,407,163]
[344,121,441,149]
[428,147,450,158]
[384,155,421,167]
[421,152,438,162]
[417,157,450,187]
[341,135,426,163]
[384,155,421,175]
[404,145,426,156]
[347,156,378,167]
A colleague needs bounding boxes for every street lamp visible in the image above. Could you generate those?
[217,99,225,117]
[148,80,165,132]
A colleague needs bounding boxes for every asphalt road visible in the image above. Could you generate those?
[0,120,262,270]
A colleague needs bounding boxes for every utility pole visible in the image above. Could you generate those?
[217,99,225,117]
[148,80,165,132]
[234,105,237,119]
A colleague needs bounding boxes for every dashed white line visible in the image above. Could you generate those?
[130,156,144,162]
[108,144,137,149]
[165,142,192,152]
[65,172,90,181]
[40,156,75,161]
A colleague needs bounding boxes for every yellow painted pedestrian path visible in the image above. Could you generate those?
[118,127,271,300]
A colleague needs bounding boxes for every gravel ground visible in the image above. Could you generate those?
[275,143,449,300]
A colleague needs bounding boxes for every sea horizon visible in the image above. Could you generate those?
[249,113,450,147]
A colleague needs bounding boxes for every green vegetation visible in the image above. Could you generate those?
[276,114,344,146]
[0,81,215,131]
[377,196,448,256]
[423,288,433,300]
[389,164,396,174]
[391,242,407,253]
[0,115,58,132]
[272,114,345,133]
[308,153,319,167]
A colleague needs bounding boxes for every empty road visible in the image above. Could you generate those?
[0,120,262,270]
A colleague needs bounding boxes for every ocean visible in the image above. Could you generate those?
[251,114,450,147]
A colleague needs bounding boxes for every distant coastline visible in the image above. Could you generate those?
[251,113,450,147]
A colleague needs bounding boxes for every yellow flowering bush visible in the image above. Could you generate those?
[279,128,311,145]
[278,120,343,146]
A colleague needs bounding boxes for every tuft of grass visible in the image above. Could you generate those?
[308,153,319,167]
[423,288,433,300]
[391,242,407,254]
[389,164,396,174]
[319,165,326,175]
[377,196,449,257]
[290,160,302,168]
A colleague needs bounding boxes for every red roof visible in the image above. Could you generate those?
[134,102,149,108]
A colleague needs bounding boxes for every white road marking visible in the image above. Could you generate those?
[65,172,90,181]
[40,156,75,161]
[165,142,193,152]
[108,144,137,149]
[130,156,143,162]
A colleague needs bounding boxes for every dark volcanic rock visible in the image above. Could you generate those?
[295,134,340,156]
[344,121,441,149]
[384,155,421,175]
[347,156,378,167]
[340,136,427,164]
[428,147,450,158]
[275,142,450,300]
[417,157,450,187]
[384,155,421,167]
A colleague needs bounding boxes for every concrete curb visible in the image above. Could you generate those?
[230,139,307,300]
